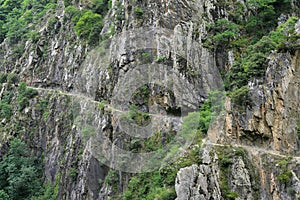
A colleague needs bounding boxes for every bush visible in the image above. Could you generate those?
[74,10,103,45]
[0,101,12,120]
[90,0,109,14]
[17,96,28,111]
[65,6,81,23]
[0,0,57,44]
[67,168,78,180]
[0,139,42,200]
[179,112,200,139]
[0,190,10,200]
[63,0,72,7]
[24,87,38,98]
[105,169,118,185]
[18,82,38,98]
[31,181,58,200]
[230,86,251,107]
[278,159,292,183]
[126,104,150,126]
[227,191,238,199]
[243,0,287,40]
[121,171,176,200]
[134,7,143,19]
[278,171,291,183]
[7,73,19,85]
[98,100,106,109]
[153,188,176,200]
[226,16,299,90]
[270,16,300,50]
[0,73,7,83]
[81,125,97,141]
[17,82,38,111]
[207,19,240,49]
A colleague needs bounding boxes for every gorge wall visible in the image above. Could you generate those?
[0,0,300,199]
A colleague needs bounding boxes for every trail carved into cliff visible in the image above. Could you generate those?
[202,138,300,160]
[29,86,300,160]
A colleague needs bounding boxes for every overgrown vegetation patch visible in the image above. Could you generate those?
[204,0,300,107]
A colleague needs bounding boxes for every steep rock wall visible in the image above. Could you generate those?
[0,0,299,199]
[209,50,300,155]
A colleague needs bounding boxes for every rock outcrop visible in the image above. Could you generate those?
[0,0,299,199]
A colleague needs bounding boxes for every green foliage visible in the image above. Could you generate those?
[278,170,292,183]
[155,55,165,62]
[205,0,297,94]
[270,16,300,50]
[278,159,292,183]
[6,73,19,85]
[27,30,40,42]
[238,0,292,41]
[17,96,28,111]
[18,82,38,98]
[47,16,58,30]
[297,126,300,140]
[0,73,7,84]
[65,0,111,45]
[31,181,58,200]
[74,10,103,45]
[64,5,81,23]
[141,52,151,63]
[67,167,78,181]
[206,19,239,49]
[199,100,212,133]
[17,82,38,111]
[4,8,27,43]
[0,139,42,200]
[227,191,238,199]
[242,36,276,77]
[104,169,118,185]
[98,100,106,109]
[214,146,252,199]
[0,101,12,120]
[244,0,278,39]
[0,190,10,200]
[81,124,97,141]
[134,7,144,19]
[226,16,299,90]
[42,111,50,121]
[230,86,251,107]
[1,90,13,104]
[122,104,150,126]
[89,0,109,14]
[198,90,225,133]
[32,172,61,200]
[122,171,176,200]
[180,112,200,137]
[122,112,206,199]
[0,0,56,44]
[228,44,266,88]
[108,0,112,9]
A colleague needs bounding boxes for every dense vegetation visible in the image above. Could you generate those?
[0,0,56,44]
[0,0,112,47]
[64,0,112,45]
[0,139,42,200]
[116,92,218,199]
[205,0,300,104]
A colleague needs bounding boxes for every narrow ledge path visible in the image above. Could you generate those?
[29,86,300,160]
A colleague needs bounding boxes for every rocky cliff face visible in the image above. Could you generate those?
[0,0,300,199]
[209,51,300,155]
